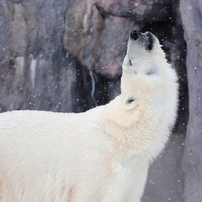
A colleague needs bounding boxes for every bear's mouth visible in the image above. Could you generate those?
[130,30,154,51]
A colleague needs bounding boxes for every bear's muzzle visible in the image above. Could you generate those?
[130,30,154,51]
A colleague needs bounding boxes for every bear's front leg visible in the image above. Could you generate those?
[124,164,149,202]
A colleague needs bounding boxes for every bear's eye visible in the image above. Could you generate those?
[146,32,153,51]
[129,60,132,66]
[146,69,154,75]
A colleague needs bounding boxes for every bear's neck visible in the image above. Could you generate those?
[102,94,163,157]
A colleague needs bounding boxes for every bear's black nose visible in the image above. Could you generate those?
[130,30,140,40]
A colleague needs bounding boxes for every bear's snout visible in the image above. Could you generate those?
[130,30,154,51]
[130,30,140,40]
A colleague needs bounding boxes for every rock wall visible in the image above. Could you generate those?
[180,0,202,201]
[0,0,197,201]
[0,0,104,113]
[0,0,188,125]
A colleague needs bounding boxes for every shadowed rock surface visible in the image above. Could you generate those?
[0,0,200,201]
[180,0,202,201]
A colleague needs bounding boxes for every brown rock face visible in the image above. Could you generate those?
[0,0,188,121]
[63,0,174,78]
[180,0,202,201]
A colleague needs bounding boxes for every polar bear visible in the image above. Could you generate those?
[0,31,178,202]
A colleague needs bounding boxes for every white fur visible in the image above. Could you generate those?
[0,32,178,202]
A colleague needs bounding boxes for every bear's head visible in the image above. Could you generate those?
[121,31,170,110]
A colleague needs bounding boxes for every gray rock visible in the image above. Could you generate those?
[143,134,184,202]
[180,0,202,201]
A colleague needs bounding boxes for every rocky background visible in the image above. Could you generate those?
[0,0,201,201]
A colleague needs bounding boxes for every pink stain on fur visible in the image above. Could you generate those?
[67,187,75,202]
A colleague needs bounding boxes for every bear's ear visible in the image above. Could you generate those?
[123,93,137,110]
